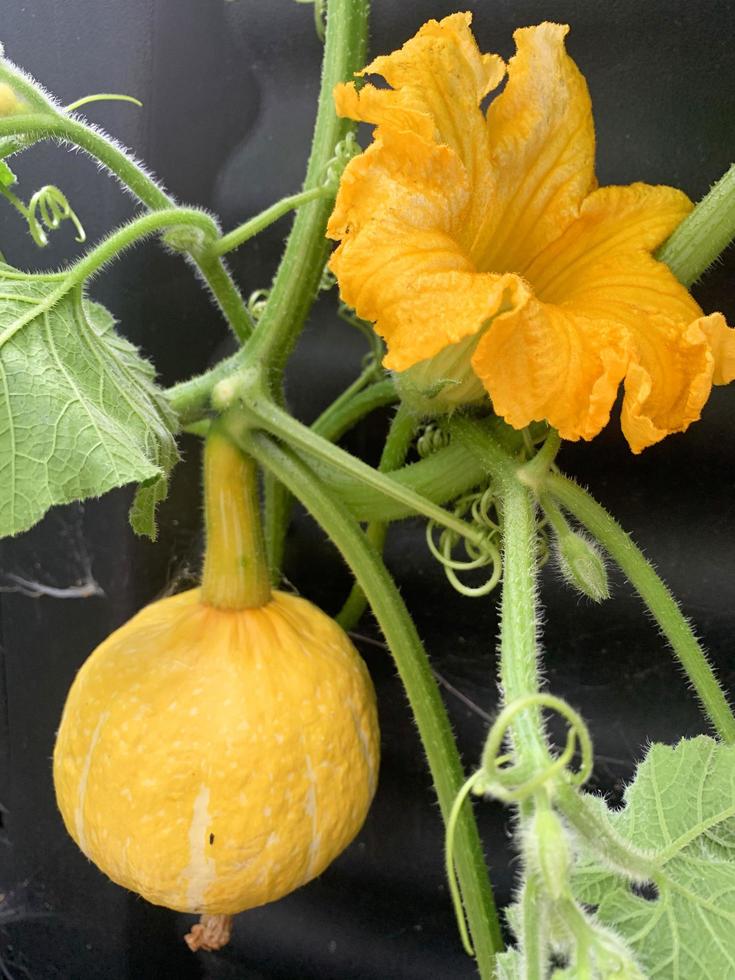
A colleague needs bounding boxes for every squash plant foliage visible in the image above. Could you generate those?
[2,3,735,977]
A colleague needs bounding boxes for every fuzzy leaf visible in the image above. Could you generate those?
[0,264,178,538]
[574,736,735,979]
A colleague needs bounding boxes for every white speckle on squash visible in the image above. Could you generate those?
[185,784,215,910]
[75,711,108,856]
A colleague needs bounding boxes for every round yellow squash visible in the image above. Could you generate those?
[53,587,379,915]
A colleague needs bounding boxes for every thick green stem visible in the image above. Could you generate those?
[309,436,486,521]
[261,372,394,586]
[0,113,252,342]
[450,415,520,484]
[337,404,416,630]
[241,428,503,976]
[313,377,397,441]
[261,373,396,587]
[224,392,486,548]
[520,876,546,980]
[497,476,548,769]
[242,0,369,381]
[0,65,57,116]
[246,0,369,583]
[546,472,735,743]
[657,163,735,286]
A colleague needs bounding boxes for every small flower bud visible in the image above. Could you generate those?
[557,531,610,602]
[527,807,570,902]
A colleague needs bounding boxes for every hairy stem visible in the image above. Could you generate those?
[242,428,503,975]
[554,784,657,881]
[224,394,486,548]
[337,404,416,629]
[496,475,548,768]
[0,113,251,341]
[213,185,331,257]
[306,435,487,521]
[546,472,735,743]
[0,209,221,349]
[241,0,369,381]
[247,0,369,582]
[657,162,735,286]
[167,351,243,425]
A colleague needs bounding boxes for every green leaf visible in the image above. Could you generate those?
[574,736,735,979]
[0,264,178,538]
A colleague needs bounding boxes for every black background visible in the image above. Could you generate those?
[1,1,735,977]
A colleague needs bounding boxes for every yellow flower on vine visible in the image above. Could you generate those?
[327,13,735,452]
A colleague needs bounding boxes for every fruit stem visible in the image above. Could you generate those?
[201,425,271,610]
[184,914,234,952]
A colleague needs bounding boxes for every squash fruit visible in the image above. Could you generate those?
[53,427,380,937]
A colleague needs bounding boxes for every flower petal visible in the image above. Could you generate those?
[473,23,596,274]
[526,183,695,310]
[472,294,628,441]
[332,201,523,372]
[334,13,503,173]
[620,316,714,452]
[328,126,524,372]
[523,182,726,450]
[327,129,469,251]
[332,13,503,254]
[699,312,735,386]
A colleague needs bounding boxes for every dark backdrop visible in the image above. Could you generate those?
[1,1,734,978]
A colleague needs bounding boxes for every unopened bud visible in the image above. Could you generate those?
[527,807,570,902]
[557,531,609,602]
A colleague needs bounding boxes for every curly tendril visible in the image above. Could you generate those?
[426,484,503,597]
[416,423,450,458]
[479,693,593,803]
[445,693,594,958]
[246,288,270,322]
[322,133,359,189]
[26,185,86,247]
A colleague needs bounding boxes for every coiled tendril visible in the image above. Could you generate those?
[27,185,86,247]
[478,693,593,802]
[416,422,450,458]
[445,693,593,956]
[426,484,503,597]
[247,288,270,322]
[322,132,359,189]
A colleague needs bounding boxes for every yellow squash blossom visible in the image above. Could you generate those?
[327,13,735,452]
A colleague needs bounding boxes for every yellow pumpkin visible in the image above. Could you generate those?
[53,428,380,930]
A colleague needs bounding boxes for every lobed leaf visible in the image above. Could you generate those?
[574,736,735,979]
[0,263,178,538]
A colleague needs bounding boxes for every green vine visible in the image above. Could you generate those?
[2,4,735,977]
